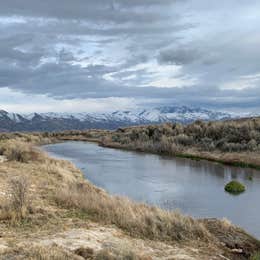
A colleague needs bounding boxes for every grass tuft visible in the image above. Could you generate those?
[0,176,30,223]
[225,181,246,194]
[0,140,46,163]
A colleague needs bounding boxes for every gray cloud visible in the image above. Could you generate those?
[0,0,260,112]
[158,47,200,65]
[0,0,176,24]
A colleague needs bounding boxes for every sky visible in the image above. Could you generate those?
[0,0,260,113]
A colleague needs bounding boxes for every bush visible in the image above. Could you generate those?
[10,176,30,219]
[225,181,246,194]
[220,142,247,152]
[104,117,260,154]
[247,139,258,151]
[174,134,194,146]
[0,176,31,222]
[1,141,45,163]
[251,252,260,260]
[200,137,215,151]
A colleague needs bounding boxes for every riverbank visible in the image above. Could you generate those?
[44,141,260,239]
[100,141,260,171]
[52,132,260,172]
[50,117,260,171]
[0,135,259,259]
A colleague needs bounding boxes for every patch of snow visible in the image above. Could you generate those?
[5,106,256,128]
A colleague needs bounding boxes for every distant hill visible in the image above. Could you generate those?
[0,106,236,132]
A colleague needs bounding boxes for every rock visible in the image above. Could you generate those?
[231,248,243,254]
[74,247,94,259]
[0,156,7,163]
[0,242,9,254]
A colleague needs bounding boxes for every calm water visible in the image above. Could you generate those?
[43,141,260,238]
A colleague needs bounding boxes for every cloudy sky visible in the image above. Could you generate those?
[0,0,260,113]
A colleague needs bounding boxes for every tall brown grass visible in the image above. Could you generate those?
[9,176,30,219]
[55,182,211,242]
[0,176,30,223]
[1,245,79,260]
[0,140,46,163]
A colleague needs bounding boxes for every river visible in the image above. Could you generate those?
[43,141,260,238]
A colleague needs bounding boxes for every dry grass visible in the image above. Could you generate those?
[9,176,30,216]
[55,182,211,243]
[45,117,260,170]
[94,248,141,260]
[0,245,145,260]
[0,176,31,223]
[0,245,82,260]
[74,246,146,260]
[0,137,259,259]
[0,140,46,163]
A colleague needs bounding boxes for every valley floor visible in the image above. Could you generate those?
[0,134,259,259]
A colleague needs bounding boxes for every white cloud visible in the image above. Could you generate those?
[0,88,138,113]
[0,16,27,25]
[221,73,260,90]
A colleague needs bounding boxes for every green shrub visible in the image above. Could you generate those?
[174,134,194,146]
[250,252,260,260]
[225,181,246,194]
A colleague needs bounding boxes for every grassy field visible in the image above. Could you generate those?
[0,133,259,259]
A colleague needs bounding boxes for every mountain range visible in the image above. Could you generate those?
[0,106,237,132]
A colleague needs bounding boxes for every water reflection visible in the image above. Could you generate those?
[43,141,260,238]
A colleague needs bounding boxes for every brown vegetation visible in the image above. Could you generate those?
[0,133,259,259]
[1,244,145,260]
[0,140,46,163]
[95,118,260,170]
[5,176,30,222]
[102,117,260,153]
[41,117,260,170]
[55,182,210,242]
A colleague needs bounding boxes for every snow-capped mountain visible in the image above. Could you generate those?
[0,106,236,132]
